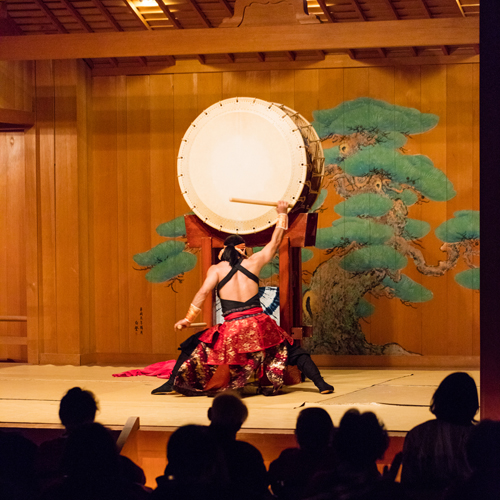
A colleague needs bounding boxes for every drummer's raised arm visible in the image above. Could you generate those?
[253,200,288,264]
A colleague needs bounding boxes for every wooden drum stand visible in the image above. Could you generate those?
[184,212,317,342]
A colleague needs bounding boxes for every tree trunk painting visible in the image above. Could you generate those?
[301,97,479,355]
[133,97,480,356]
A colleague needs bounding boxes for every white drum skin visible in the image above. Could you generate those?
[178,97,324,234]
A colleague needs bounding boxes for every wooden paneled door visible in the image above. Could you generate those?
[0,131,27,361]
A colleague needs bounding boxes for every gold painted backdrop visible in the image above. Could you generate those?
[90,64,479,365]
[0,59,479,365]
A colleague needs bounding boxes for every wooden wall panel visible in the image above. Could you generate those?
[418,66,449,356]
[36,60,58,356]
[84,61,479,364]
[126,76,152,354]
[0,61,33,362]
[31,59,91,364]
[445,64,476,356]
[116,76,130,355]
[4,58,475,365]
[0,60,34,112]
[0,132,27,361]
[150,74,177,355]
[54,60,82,355]
[92,76,121,355]
[171,73,202,348]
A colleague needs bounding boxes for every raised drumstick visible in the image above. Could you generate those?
[176,322,207,330]
[229,197,278,207]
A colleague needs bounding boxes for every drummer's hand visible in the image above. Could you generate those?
[277,200,289,214]
[174,318,190,330]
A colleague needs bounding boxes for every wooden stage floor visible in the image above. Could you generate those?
[0,363,480,433]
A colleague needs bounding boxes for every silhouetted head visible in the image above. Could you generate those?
[59,387,98,431]
[295,407,334,453]
[334,409,389,468]
[430,372,479,425]
[62,422,120,480]
[219,234,246,267]
[167,425,227,483]
[208,391,248,435]
[467,420,500,472]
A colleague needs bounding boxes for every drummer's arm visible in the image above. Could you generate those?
[175,266,219,329]
[253,200,289,265]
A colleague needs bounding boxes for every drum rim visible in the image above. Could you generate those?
[178,97,316,234]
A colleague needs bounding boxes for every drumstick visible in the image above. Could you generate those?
[176,322,207,330]
[229,197,278,207]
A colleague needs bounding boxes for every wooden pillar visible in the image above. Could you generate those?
[479,4,500,419]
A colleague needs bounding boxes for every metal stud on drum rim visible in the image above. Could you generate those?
[177,97,324,234]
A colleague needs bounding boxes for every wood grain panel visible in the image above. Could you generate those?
[24,59,479,365]
[270,70,294,109]
[92,76,121,354]
[0,132,27,361]
[418,65,449,356]
[25,123,39,363]
[77,60,91,356]
[126,76,152,354]
[0,62,16,110]
[116,76,130,354]
[54,60,81,355]
[445,64,475,356]
[172,73,203,348]
[149,74,177,354]
[244,71,271,102]
[36,60,57,355]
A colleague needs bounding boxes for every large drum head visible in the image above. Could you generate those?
[178,97,314,234]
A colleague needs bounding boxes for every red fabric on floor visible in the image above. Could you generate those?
[112,360,176,379]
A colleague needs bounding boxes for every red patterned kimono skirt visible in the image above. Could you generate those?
[173,306,294,396]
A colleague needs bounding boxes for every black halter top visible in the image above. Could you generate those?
[218,258,260,315]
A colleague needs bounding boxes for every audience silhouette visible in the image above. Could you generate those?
[304,408,404,500]
[39,422,150,500]
[445,419,500,500]
[36,387,99,490]
[401,372,479,500]
[2,371,496,500]
[207,391,272,499]
[36,386,147,493]
[0,428,38,500]
[151,424,230,500]
[269,407,335,500]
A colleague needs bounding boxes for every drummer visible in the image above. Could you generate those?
[152,201,334,396]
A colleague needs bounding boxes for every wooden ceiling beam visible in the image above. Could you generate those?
[92,0,123,31]
[455,0,466,17]
[123,0,152,30]
[60,0,118,68]
[0,108,34,130]
[0,2,23,35]
[382,0,398,18]
[155,0,182,29]
[350,0,367,21]
[418,0,450,56]
[187,0,211,28]
[316,0,335,23]
[60,0,92,32]
[218,0,233,17]
[32,0,68,33]
[0,18,479,60]
[418,0,433,19]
